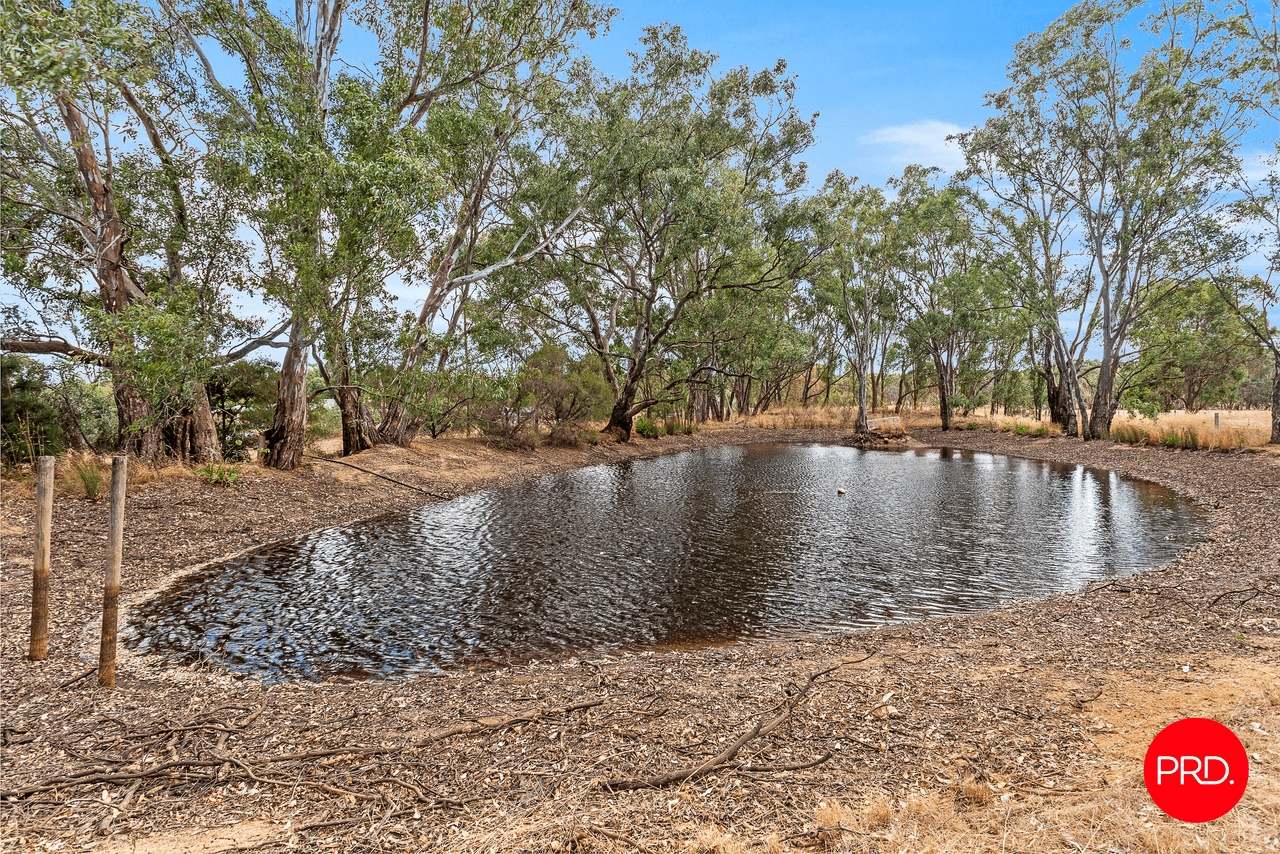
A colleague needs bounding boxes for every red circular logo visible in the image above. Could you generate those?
[1144,718,1249,823]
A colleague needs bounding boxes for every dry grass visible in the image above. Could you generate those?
[1110,410,1272,450]
[721,405,861,431]
[767,678,1280,854]
[731,406,1068,438]
[60,450,107,499]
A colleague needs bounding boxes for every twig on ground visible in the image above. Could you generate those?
[599,654,873,791]
[303,454,447,498]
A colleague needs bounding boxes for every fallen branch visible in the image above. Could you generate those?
[96,778,141,835]
[303,454,448,498]
[599,654,873,791]
[1209,585,1277,607]
[2,699,604,799]
[729,749,834,773]
[1067,689,1104,710]
[57,668,97,690]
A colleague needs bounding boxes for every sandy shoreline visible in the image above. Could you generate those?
[2,427,1278,853]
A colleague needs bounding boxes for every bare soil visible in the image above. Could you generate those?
[2,426,1278,853]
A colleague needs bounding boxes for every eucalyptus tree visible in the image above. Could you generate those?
[1124,279,1260,412]
[516,25,822,439]
[814,173,902,432]
[1219,0,1280,443]
[1,0,253,462]
[164,0,612,462]
[981,0,1252,439]
[367,0,617,447]
[156,0,353,468]
[954,86,1094,436]
[890,166,995,431]
[677,281,812,417]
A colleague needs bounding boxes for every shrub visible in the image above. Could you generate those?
[664,419,680,436]
[634,417,661,439]
[1,355,65,465]
[1032,426,1049,437]
[207,359,276,457]
[1014,424,1030,436]
[195,464,241,486]
[67,452,106,499]
[683,422,699,435]
[548,423,581,447]
[494,432,539,451]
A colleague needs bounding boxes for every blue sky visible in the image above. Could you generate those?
[584,0,1079,187]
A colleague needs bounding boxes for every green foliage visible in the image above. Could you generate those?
[207,360,278,460]
[67,453,105,499]
[306,401,342,446]
[1014,424,1030,436]
[633,417,661,439]
[0,0,152,99]
[1112,425,1147,444]
[520,345,612,429]
[1162,428,1202,451]
[195,464,240,486]
[49,371,116,452]
[1124,281,1260,415]
[1,355,65,465]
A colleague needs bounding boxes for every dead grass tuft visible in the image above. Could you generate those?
[862,791,895,830]
[682,825,754,854]
[953,774,995,808]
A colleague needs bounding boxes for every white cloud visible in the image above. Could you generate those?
[859,119,967,172]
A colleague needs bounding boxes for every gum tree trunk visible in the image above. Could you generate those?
[263,326,309,470]
[336,384,376,455]
[1270,353,1280,445]
[932,352,953,431]
[604,389,637,440]
[165,385,222,463]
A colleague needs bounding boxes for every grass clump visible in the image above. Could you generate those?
[1162,427,1202,450]
[66,452,106,499]
[1111,424,1147,444]
[195,463,241,486]
[634,417,661,439]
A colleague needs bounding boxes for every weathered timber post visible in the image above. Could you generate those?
[98,456,127,688]
[1215,412,1220,429]
[28,456,54,661]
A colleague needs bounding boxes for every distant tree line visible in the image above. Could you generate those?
[3,0,1278,468]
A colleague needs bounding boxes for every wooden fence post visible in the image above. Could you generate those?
[1215,412,1220,429]
[28,455,54,661]
[98,456,127,688]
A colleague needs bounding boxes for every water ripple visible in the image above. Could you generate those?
[124,445,1204,681]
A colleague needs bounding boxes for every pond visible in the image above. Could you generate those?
[123,444,1205,681]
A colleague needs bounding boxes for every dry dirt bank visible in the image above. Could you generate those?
[1,427,1278,853]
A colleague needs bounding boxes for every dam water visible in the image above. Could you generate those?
[124,444,1204,680]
